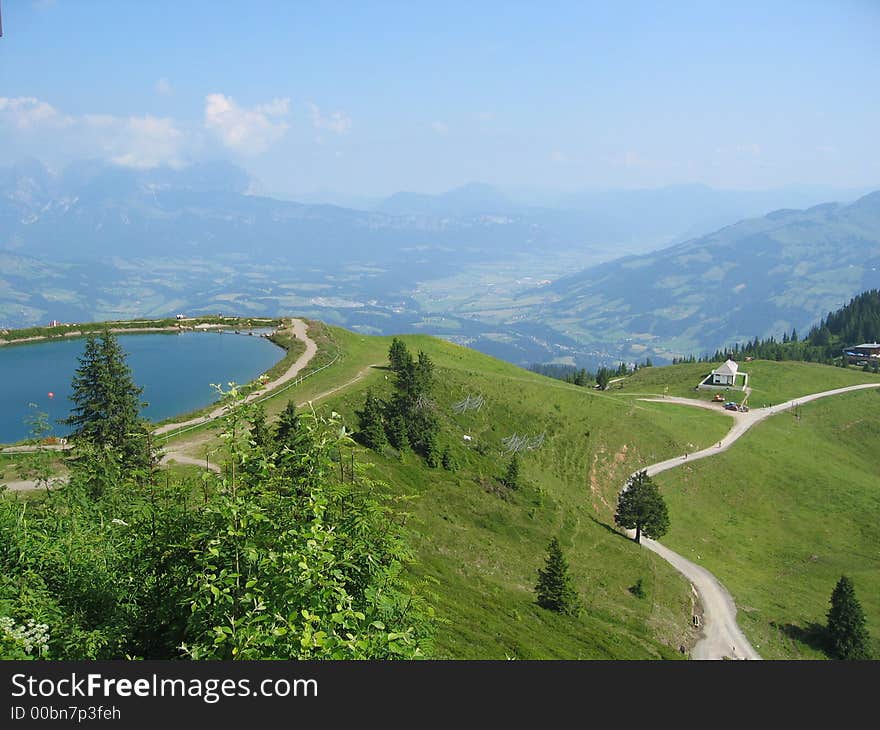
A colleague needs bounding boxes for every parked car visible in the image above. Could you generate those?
[724,402,738,411]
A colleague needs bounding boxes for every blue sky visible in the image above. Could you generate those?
[1,0,879,196]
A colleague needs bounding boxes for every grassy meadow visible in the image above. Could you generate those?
[654,389,880,659]
[12,317,879,659]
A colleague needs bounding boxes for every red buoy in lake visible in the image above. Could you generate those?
[48,392,54,398]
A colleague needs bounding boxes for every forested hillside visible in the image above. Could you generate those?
[691,289,880,365]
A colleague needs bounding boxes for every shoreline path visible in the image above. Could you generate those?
[152,318,318,436]
[627,382,880,660]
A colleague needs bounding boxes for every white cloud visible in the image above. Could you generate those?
[307,102,352,135]
[1,96,187,169]
[155,78,173,96]
[204,93,290,154]
[107,115,185,169]
[0,97,70,129]
[430,121,449,136]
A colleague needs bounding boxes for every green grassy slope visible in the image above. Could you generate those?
[654,389,880,659]
[319,328,733,658]
[16,317,879,659]
[605,359,880,404]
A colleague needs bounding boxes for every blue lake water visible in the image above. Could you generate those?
[0,331,284,444]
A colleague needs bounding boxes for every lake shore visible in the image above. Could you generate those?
[0,317,280,348]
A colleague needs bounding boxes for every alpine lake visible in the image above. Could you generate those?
[0,329,284,444]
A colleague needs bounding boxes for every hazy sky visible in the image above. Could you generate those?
[1,0,879,196]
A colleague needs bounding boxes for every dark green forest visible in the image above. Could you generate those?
[670,289,880,367]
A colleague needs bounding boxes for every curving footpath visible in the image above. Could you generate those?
[4,319,319,487]
[153,318,318,436]
[629,382,880,660]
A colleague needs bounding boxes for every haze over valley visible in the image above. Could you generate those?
[2,158,876,368]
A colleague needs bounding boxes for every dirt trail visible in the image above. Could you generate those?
[626,382,880,660]
[153,318,317,436]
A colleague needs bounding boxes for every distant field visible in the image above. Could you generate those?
[655,389,880,659]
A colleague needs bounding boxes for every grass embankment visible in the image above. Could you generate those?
[0,451,66,478]
[162,325,736,658]
[152,319,308,436]
[287,328,737,658]
[605,359,880,405]
[653,389,880,659]
[156,320,336,450]
[0,315,282,345]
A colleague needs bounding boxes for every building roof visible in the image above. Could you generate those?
[713,359,739,376]
[854,343,880,349]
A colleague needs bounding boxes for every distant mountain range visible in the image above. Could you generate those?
[375,180,871,247]
[524,191,880,361]
[1,157,878,369]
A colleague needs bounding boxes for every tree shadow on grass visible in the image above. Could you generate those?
[772,621,830,656]
[587,514,631,542]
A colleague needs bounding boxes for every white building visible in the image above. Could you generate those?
[711,359,739,386]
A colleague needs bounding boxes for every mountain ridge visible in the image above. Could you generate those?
[525,190,880,361]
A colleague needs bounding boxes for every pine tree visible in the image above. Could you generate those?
[249,403,272,450]
[424,430,440,468]
[355,389,387,451]
[63,334,107,444]
[614,470,670,543]
[384,411,409,451]
[63,331,150,470]
[386,348,438,461]
[388,338,412,374]
[826,576,871,660]
[441,446,457,471]
[535,537,580,615]
[274,400,302,448]
[503,454,520,490]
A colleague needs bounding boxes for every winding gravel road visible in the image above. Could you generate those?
[628,382,880,660]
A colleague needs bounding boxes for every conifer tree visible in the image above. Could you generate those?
[614,470,670,543]
[274,400,302,447]
[441,446,457,471]
[424,430,440,468]
[385,412,409,451]
[355,389,387,451]
[535,537,580,615]
[503,454,520,490]
[249,403,272,450]
[384,348,439,460]
[826,575,871,660]
[388,338,412,374]
[63,331,150,470]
